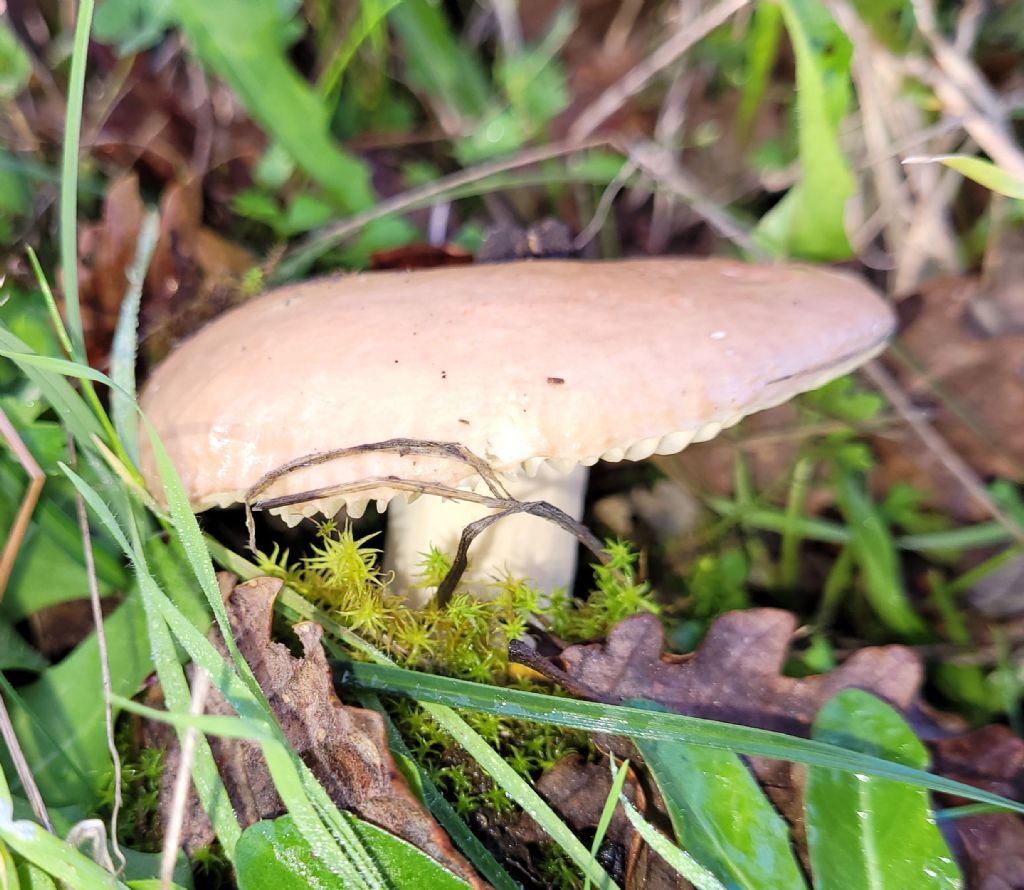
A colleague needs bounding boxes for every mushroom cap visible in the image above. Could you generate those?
[139,258,895,521]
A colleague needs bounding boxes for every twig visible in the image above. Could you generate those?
[160,668,211,890]
[507,639,616,703]
[603,0,645,57]
[907,0,1024,180]
[863,361,1024,546]
[0,409,44,603]
[568,0,751,143]
[626,141,766,258]
[244,439,609,603]
[278,137,610,279]
[69,435,125,874]
[490,0,522,56]
[574,158,638,250]
[0,690,52,831]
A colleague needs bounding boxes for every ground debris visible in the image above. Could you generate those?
[158,574,483,887]
[559,609,925,736]
[552,609,1024,887]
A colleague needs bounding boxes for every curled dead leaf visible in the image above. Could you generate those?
[558,609,924,735]
[159,574,483,887]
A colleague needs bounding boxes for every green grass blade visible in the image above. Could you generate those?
[358,693,521,890]
[335,661,1024,816]
[903,154,1024,199]
[214,545,616,889]
[613,776,726,890]
[110,210,160,465]
[58,0,95,363]
[0,333,104,447]
[834,469,926,636]
[583,758,630,890]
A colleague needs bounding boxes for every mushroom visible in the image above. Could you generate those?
[139,258,895,604]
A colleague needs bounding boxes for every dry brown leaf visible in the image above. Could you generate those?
[161,574,483,887]
[931,726,1024,889]
[950,814,1024,890]
[75,171,145,365]
[879,274,1024,520]
[555,609,1024,886]
[559,609,925,735]
[369,243,473,270]
[141,177,256,362]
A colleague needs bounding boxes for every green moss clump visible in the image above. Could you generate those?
[257,521,658,888]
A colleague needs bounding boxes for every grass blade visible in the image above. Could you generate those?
[335,661,1024,816]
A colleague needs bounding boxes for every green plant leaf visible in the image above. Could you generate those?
[833,468,927,636]
[92,0,174,54]
[168,0,375,211]
[235,815,472,890]
[755,0,854,259]
[805,690,961,889]
[0,20,31,99]
[388,0,490,127]
[2,589,148,805]
[335,660,1024,815]
[904,154,1024,199]
[632,702,806,889]
[0,623,47,672]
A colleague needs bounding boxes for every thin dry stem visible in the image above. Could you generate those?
[626,141,766,258]
[280,136,610,277]
[907,0,1024,180]
[864,361,1024,546]
[0,408,45,603]
[160,669,211,890]
[0,689,51,831]
[244,439,609,603]
[573,158,638,250]
[568,0,751,143]
[69,436,125,874]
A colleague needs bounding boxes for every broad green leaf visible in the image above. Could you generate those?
[235,815,472,890]
[3,591,148,804]
[806,690,961,889]
[833,468,926,636]
[3,840,23,890]
[121,844,193,888]
[633,702,806,890]
[168,0,374,211]
[904,155,1024,199]
[0,812,130,890]
[755,0,854,259]
[2,528,206,806]
[0,623,47,672]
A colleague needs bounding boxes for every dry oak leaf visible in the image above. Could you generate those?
[161,574,483,888]
[558,610,1024,886]
[559,609,924,736]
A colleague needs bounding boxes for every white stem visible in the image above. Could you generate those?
[385,464,590,606]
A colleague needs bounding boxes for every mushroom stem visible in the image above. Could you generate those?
[384,464,590,606]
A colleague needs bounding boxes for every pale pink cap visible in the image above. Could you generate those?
[139,258,895,522]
